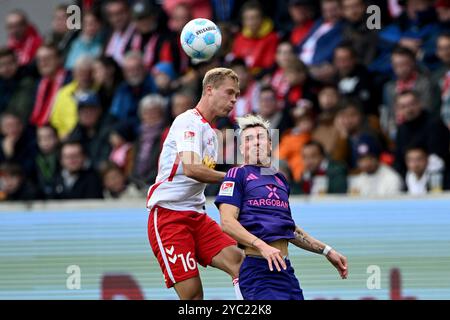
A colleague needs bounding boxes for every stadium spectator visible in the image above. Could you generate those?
[333,99,383,171]
[258,85,292,137]
[349,136,403,196]
[163,0,213,20]
[287,0,315,47]
[436,0,450,29]
[381,46,441,139]
[50,56,97,139]
[297,0,344,82]
[29,44,70,127]
[92,56,123,116]
[404,145,448,194]
[229,59,260,120]
[167,3,192,73]
[100,161,143,199]
[103,0,136,66]
[277,101,314,182]
[269,41,297,100]
[5,10,42,66]
[231,0,279,76]
[0,162,38,201]
[44,4,78,60]
[0,47,36,122]
[108,51,157,127]
[65,11,104,70]
[126,0,180,72]
[67,93,110,171]
[0,112,36,176]
[130,94,166,188]
[341,0,378,66]
[292,140,347,195]
[333,43,379,116]
[161,90,194,143]
[34,125,60,199]
[312,85,342,156]
[394,90,450,176]
[151,62,178,98]
[108,120,135,177]
[52,140,103,199]
[432,32,450,131]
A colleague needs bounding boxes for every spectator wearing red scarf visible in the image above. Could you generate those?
[6,10,42,66]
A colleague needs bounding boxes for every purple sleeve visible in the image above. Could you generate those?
[214,167,244,210]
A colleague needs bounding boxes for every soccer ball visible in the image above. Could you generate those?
[180,18,222,61]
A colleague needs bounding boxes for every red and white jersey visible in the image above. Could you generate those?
[146,108,218,212]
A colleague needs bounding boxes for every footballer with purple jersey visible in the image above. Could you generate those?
[215,115,348,300]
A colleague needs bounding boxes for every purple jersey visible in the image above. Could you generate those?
[215,165,296,243]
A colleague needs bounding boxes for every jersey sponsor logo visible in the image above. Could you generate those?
[219,181,235,196]
[184,131,195,141]
[247,198,289,208]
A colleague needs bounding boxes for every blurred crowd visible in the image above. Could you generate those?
[0,0,449,201]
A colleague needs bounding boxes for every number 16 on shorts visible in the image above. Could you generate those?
[166,246,196,272]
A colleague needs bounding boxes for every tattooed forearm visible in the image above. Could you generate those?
[290,227,326,254]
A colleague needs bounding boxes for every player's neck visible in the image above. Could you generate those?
[195,98,216,124]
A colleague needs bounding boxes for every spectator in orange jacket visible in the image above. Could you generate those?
[231,0,279,76]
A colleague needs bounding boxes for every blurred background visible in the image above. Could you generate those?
[0,0,449,299]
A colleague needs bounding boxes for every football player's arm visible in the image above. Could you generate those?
[179,151,225,183]
[219,203,287,272]
[290,225,348,279]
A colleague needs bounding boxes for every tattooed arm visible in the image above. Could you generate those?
[289,225,349,279]
[289,225,327,254]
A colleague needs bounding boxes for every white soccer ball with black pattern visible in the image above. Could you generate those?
[180,18,221,61]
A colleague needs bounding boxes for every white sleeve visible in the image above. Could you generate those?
[173,117,202,157]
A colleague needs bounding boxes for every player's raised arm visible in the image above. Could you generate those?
[179,151,225,183]
[290,225,348,279]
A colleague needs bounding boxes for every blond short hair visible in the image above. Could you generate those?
[237,114,271,133]
[202,67,239,95]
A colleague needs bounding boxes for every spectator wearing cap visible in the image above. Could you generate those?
[0,162,39,201]
[231,0,279,76]
[404,145,449,195]
[67,92,111,170]
[5,10,42,66]
[381,46,441,139]
[432,32,450,131]
[29,44,71,127]
[0,47,36,122]
[229,59,261,121]
[276,100,314,182]
[50,56,97,140]
[125,0,180,72]
[297,0,344,82]
[312,85,341,156]
[101,161,144,199]
[152,62,178,98]
[103,0,136,66]
[287,0,316,47]
[341,0,378,66]
[34,125,60,199]
[108,52,157,127]
[44,4,78,60]
[52,140,103,199]
[394,90,450,177]
[108,120,136,177]
[348,136,403,196]
[0,112,37,177]
[292,140,347,195]
[130,94,166,188]
[333,43,379,116]
[65,11,105,70]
